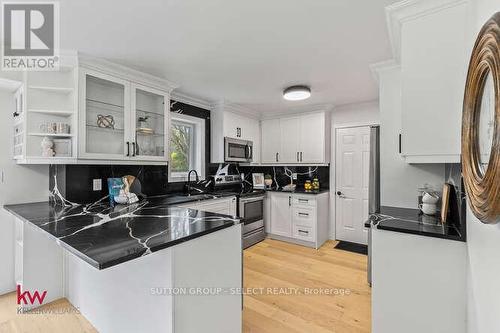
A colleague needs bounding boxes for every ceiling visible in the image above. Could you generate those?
[60,0,396,114]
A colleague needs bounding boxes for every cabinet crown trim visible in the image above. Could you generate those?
[79,52,179,92]
[385,0,469,62]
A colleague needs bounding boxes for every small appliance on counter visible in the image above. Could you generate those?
[252,173,265,189]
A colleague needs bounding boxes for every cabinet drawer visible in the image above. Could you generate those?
[292,207,315,227]
[293,225,314,242]
[292,196,316,207]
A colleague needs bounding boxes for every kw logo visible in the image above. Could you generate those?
[16,285,47,305]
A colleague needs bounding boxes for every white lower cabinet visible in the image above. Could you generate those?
[174,196,237,216]
[372,228,466,333]
[268,192,329,249]
[13,217,64,308]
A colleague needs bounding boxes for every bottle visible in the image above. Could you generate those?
[312,178,320,191]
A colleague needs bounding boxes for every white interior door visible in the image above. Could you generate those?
[335,126,370,245]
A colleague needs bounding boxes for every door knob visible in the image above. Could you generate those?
[336,191,342,196]
[336,191,346,198]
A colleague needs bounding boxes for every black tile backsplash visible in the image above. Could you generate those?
[218,164,329,190]
[50,164,169,204]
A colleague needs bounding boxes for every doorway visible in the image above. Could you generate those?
[335,126,371,245]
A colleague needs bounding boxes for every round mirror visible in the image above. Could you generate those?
[462,12,500,224]
[478,71,495,174]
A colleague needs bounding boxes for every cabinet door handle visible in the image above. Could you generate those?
[126,142,130,156]
[288,196,291,206]
[297,152,299,162]
[298,229,309,235]
[132,142,136,157]
[298,212,309,217]
[300,152,303,162]
[276,152,278,162]
[298,199,308,203]
[398,134,402,154]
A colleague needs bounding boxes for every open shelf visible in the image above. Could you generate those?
[28,86,74,94]
[87,124,124,133]
[28,109,74,116]
[28,132,73,137]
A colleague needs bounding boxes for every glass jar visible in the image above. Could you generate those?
[312,178,320,190]
[304,180,312,191]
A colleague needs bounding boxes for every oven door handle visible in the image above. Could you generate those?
[240,196,265,203]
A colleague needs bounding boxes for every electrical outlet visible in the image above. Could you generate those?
[92,179,102,191]
[292,173,297,180]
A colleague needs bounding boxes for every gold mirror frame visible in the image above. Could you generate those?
[462,12,500,224]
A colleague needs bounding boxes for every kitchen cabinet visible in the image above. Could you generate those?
[211,103,261,164]
[175,196,237,216]
[261,118,281,163]
[268,191,329,249]
[279,117,300,163]
[397,0,470,163]
[298,112,326,163]
[79,68,170,162]
[261,111,329,164]
[269,192,292,237]
[372,227,466,333]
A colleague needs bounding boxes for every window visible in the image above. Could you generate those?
[169,113,205,181]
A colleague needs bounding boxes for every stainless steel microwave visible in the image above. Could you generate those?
[224,137,253,163]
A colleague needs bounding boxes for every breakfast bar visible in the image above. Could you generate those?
[4,197,243,333]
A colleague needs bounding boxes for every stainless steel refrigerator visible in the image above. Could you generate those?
[367,125,380,286]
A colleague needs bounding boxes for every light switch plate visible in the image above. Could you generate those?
[92,179,102,191]
[292,173,298,180]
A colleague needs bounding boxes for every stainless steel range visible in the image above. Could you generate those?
[212,174,266,249]
[239,191,265,249]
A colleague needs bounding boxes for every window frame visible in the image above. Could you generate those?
[168,113,206,182]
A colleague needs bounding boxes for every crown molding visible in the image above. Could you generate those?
[260,103,334,120]
[369,59,400,82]
[171,90,213,110]
[212,100,260,120]
[78,52,179,93]
[385,0,469,62]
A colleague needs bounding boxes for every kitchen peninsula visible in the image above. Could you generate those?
[4,196,242,333]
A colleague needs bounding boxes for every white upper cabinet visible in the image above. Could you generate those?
[211,103,261,164]
[261,111,329,164]
[261,118,281,163]
[279,117,300,163]
[79,68,131,160]
[79,68,171,162]
[131,84,169,162]
[298,112,326,163]
[396,0,470,163]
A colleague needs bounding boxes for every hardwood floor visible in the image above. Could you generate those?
[0,295,96,333]
[243,239,371,333]
[0,239,370,333]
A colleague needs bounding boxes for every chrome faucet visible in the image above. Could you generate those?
[186,169,199,196]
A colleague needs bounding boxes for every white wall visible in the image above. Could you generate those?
[329,100,380,239]
[0,90,49,294]
[467,1,500,332]
[378,66,445,208]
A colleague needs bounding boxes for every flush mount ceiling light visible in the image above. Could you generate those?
[283,85,311,101]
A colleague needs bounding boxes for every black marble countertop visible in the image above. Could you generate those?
[365,206,465,242]
[4,194,240,270]
[265,188,330,195]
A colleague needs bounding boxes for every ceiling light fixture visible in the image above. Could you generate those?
[283,85,311,101]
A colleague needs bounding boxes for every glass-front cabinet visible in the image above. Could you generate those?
[79,68,169,162]
[131,84,169,161]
